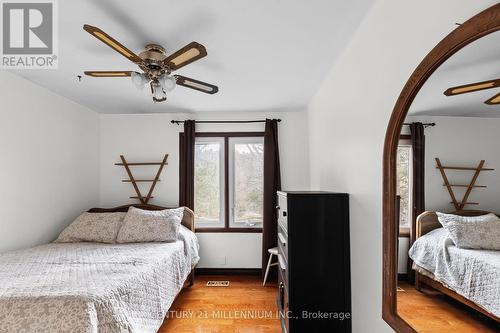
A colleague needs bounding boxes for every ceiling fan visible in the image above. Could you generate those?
[83,24,218,102]
[444,78,500,105]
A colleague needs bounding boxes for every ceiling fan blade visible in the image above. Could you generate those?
[444,79,500,96]
[163,42,207,70]
[175,75,218,94]
[83,24,143,64]
[485,92,500,105]
[84,71,133,77]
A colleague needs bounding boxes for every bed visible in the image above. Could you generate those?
[0,204,198,333]
[409,210,500,322]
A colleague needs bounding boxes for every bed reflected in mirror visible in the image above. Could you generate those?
[394,30,500,332]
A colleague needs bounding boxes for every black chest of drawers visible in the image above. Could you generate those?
[276,191,351,333]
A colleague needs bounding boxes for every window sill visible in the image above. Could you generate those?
[195,227,263,233]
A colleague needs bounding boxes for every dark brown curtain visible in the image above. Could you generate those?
[179,120,195,209]
[408,122,425,282]
[262,119,282,279]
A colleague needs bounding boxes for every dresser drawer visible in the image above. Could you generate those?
[278,227,288,263]
[277,253,288,289]
[277,194,288,231]
[278,272,289,333]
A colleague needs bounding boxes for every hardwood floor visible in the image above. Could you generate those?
[158,275,281,333]
[397,282,499,332]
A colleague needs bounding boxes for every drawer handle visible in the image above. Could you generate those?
[279,282,285,309]
[282,211,287,217]
[276,205,280,210]
[278,254,286,270]
[278,233,287,246]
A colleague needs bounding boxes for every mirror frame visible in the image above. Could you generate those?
[382,4,500,333]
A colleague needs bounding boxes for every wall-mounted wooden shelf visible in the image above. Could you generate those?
[117,154,168,204]
[436,166,494,171]
[122,179,161,183]
[448,184,486,188]
[115,162,168,166]
[436,157,494,211]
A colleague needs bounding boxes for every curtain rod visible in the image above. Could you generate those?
[403,122,436,128]
[170,119,281,125]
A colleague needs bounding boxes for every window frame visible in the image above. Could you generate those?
[397,135,413,238]
[191,132,265,233]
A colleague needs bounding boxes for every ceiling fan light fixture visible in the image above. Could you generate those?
[150,80,167,102]
[83,24,218,103]
[159,74,176,92]
[131,72,149,90]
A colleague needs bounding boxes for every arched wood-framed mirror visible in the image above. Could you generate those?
[382,4,500,333]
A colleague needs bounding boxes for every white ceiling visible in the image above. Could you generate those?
[409,30,500,118]
[12,0,374,114]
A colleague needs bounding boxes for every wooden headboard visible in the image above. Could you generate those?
[88,204,195,232]
[416,210,491,239]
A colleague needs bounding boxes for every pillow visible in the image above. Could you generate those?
[436,212,500,250]
[55,212,126,243]
[116,207,184,243]
[436,212,499,225]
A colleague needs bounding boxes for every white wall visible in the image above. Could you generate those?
[0,71,100,253]
[306,1,495,332]
[99,111,310,268]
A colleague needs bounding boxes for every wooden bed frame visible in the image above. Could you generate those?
[88,203,196,287]
[415,210,500,323]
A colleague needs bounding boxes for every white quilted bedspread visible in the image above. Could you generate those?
[0,226,199,333]
[409,227,500,317]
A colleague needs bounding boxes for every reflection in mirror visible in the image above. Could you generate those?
[394,30,500,332]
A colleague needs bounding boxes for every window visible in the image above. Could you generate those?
[397,138,412,234]
[194,133,264,231]
[194,137,225,227]
[229,137,264,228]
